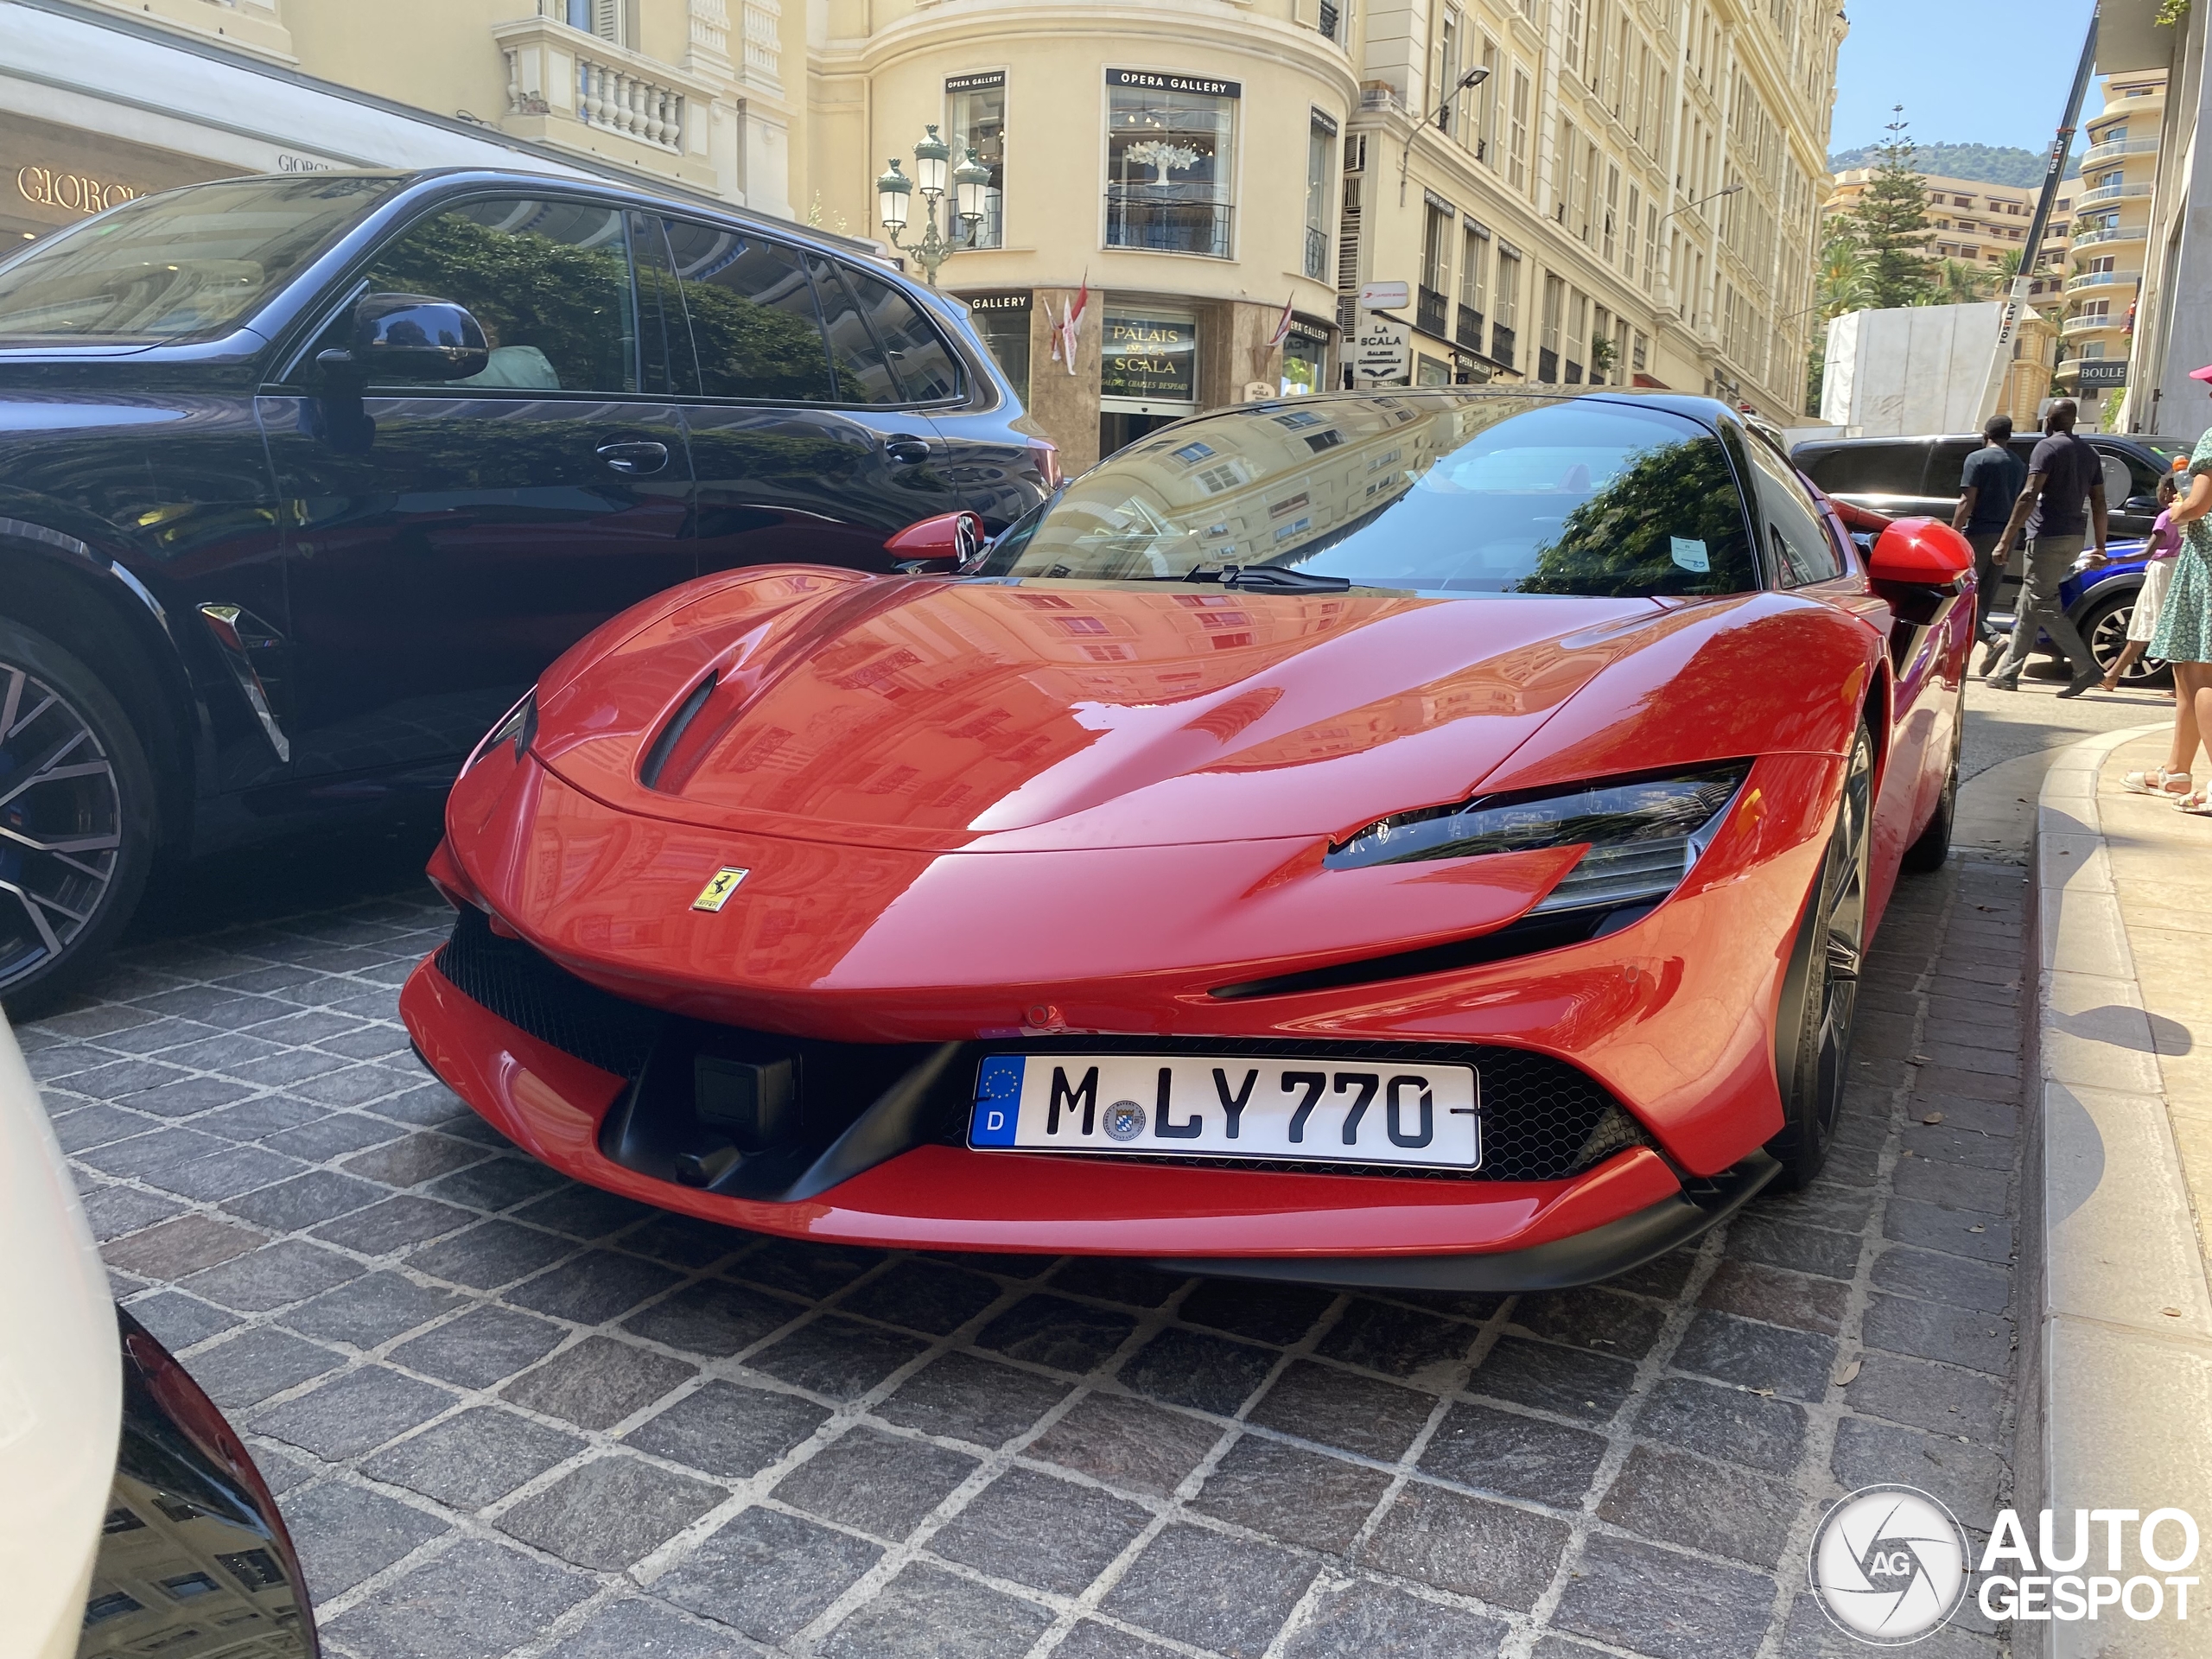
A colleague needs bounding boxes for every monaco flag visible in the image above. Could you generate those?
[1268,295,1295,350]
[1054,279,1090,372]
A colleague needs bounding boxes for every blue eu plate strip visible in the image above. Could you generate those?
[969,1055,1026,1147]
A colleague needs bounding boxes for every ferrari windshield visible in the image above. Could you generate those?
[973,393,1760,598]
[0,175,407,346]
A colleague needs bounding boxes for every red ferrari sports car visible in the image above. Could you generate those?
[402,391,1972,1289]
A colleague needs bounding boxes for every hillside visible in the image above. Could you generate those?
[1826,142,2081,186]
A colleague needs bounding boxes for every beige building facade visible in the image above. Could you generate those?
[2056,70,2166,418]
[7,0,1840,465]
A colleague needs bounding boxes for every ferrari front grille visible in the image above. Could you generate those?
[434,907,662,1078]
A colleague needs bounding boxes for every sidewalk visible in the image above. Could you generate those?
[2029,722,2212,1658]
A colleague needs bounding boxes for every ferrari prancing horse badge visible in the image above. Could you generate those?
[691,868,749,912]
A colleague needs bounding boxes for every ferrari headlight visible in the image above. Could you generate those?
[1328,764,1750,912]
[467,690,537,771]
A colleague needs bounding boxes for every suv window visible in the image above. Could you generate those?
[0,175,404,346]
[340,196,638,393]
[1798,442,1927,498]
[1745,429,1845,586]
[841,263,963,402]
[2101,444,2167,505]
[662,219,835,402]
[1924,439,1979,498]
[805,254,901,403]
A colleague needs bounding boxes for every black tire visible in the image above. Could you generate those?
[1900,680,1964,875]
[1765,726,1873,1190]
[2079,589,2173,689]
[0,618,156,1015]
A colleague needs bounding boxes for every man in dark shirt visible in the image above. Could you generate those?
[1986,399,2107,696]
[1952,415,2026,668]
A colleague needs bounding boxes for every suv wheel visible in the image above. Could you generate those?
[0,619,156,1013]
[2079,590,2172,689]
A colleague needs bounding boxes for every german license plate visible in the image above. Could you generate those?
[967,1054,1480,1170]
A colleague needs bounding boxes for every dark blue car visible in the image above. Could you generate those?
[1986,537,2169,687]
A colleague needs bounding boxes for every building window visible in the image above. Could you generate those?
[1477,41,1500,162]
[566,0,631,46]
[1565,0,1586,81]
[1458,221,1488,350]
[1602,161,1620,261]
[1624,181,1641,281]
[1438,7,1463,142]
[1281,323,1327,395]
[1508,68,1531,193]
[964,292,1030,404]
[1643,202,1659,293]
[1539,272,1563,382]
[1492,246,1520,366]
[1104,70,1238,258]
[1420,199,1452,335]
[947,73,1006,251]
[1565,287,1587,381]
[1319,0,1342,41]
[1305,112,1335,281]
[1556,117,1578,228]
[1591,304,1611,384]
[1416,353,1452,386]
[1631,327,1648,372]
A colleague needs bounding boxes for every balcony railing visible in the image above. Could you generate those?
[1456,304,1484,350]
[2062,314,2120,336]
[2065,268,2133,291]
[1491,323,1516,369]
[1537,346,1559,383]
[2083,137,2160,167]
[1417,285,1448,338]
[2074,224,2149,247]
[2078,181,2153,208]
[1103,191,1232,257]
[494,14,715,164]
[1304,226,1329,281]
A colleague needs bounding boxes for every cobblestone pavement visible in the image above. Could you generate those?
[29,841,2028,1659]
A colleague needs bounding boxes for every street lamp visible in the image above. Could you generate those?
[1653,182,1745,321]
[1399,65,1491,204]
[878,124,992,287]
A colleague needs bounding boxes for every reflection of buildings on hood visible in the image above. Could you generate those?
[16,0,1837,464]
[79,1471,310,1659]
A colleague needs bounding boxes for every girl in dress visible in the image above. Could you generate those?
[2101,466,2180,696]
[2150,375,2212,812]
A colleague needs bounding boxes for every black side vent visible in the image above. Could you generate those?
[639,672,716,791]
[433,907,663,1077]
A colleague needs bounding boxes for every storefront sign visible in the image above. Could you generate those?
[1107,68,1242,99]
[965,291,1030,312]
[1353,318,1411,381]
[1309,107,1339,137]
[2078,359,2128,388]
[945,70,1007,93]
[16,163,139,215]
[1101,314,1198,403]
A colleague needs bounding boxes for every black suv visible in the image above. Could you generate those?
[1793,429,2187,537]
[0,170,1053,1004]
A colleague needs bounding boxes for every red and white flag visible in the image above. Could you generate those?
[1268,296,1295,349]
[1058,278,1090,372]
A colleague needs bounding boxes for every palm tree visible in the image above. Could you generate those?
[1916,258,1990,306]
[1816,232,1872,321]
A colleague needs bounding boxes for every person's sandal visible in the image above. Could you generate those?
[2178,789,2212,817]
[2124,767,2192,798]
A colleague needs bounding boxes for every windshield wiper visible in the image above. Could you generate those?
[1219,564,1351,594]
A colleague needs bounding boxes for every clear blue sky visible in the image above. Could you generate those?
[1832,0,2100,156]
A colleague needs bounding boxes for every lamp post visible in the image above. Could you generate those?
[1398,65,1491,205]
[878,124,995,287]
[1653,181,1744,322]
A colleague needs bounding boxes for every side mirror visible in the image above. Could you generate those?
[884,509,983,571]
[318,293,489,382]
[1866,517,1972,587]
[2124,493,2163,515]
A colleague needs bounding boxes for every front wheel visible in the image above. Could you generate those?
[1764,726,1873,1190]
[0,619,156,1014]
[2080,589,2172,689]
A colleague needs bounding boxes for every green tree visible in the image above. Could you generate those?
[1844,111,1938,308]
[1918,258,1992,306]
[1519,437,1754,596]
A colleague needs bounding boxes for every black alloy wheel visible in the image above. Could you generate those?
[0,619,155,1013]
[2080,591,2172,689]
[1765,725,1873,1189]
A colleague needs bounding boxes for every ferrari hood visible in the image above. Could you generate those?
[531,569,1673,854]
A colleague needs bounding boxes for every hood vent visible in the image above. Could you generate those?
[640,672,718,791]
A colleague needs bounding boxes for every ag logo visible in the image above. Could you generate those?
[1103,1099,1147,1141]
[690,867,749,912]
[1809,1484,1971,1644]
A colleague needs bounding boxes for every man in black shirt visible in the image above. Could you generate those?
[1986,399,2108,696]
[1952,415,2026,670]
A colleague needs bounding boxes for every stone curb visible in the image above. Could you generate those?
[2028,721,2212,1659]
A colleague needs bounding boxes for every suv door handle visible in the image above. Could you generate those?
[883,434,931,466]
[597,441,670,475]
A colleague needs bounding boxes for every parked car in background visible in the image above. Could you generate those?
[0,1016,318,1659]
[1794,430,2180,687]
[0,169,1054,1007]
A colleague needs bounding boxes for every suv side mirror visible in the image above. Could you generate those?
[318,293,489,382]
[883,510,983,571]
[1866,517,1972,587]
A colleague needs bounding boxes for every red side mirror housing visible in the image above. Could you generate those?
[1866,517,1972,586]
[884,510,984,568]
